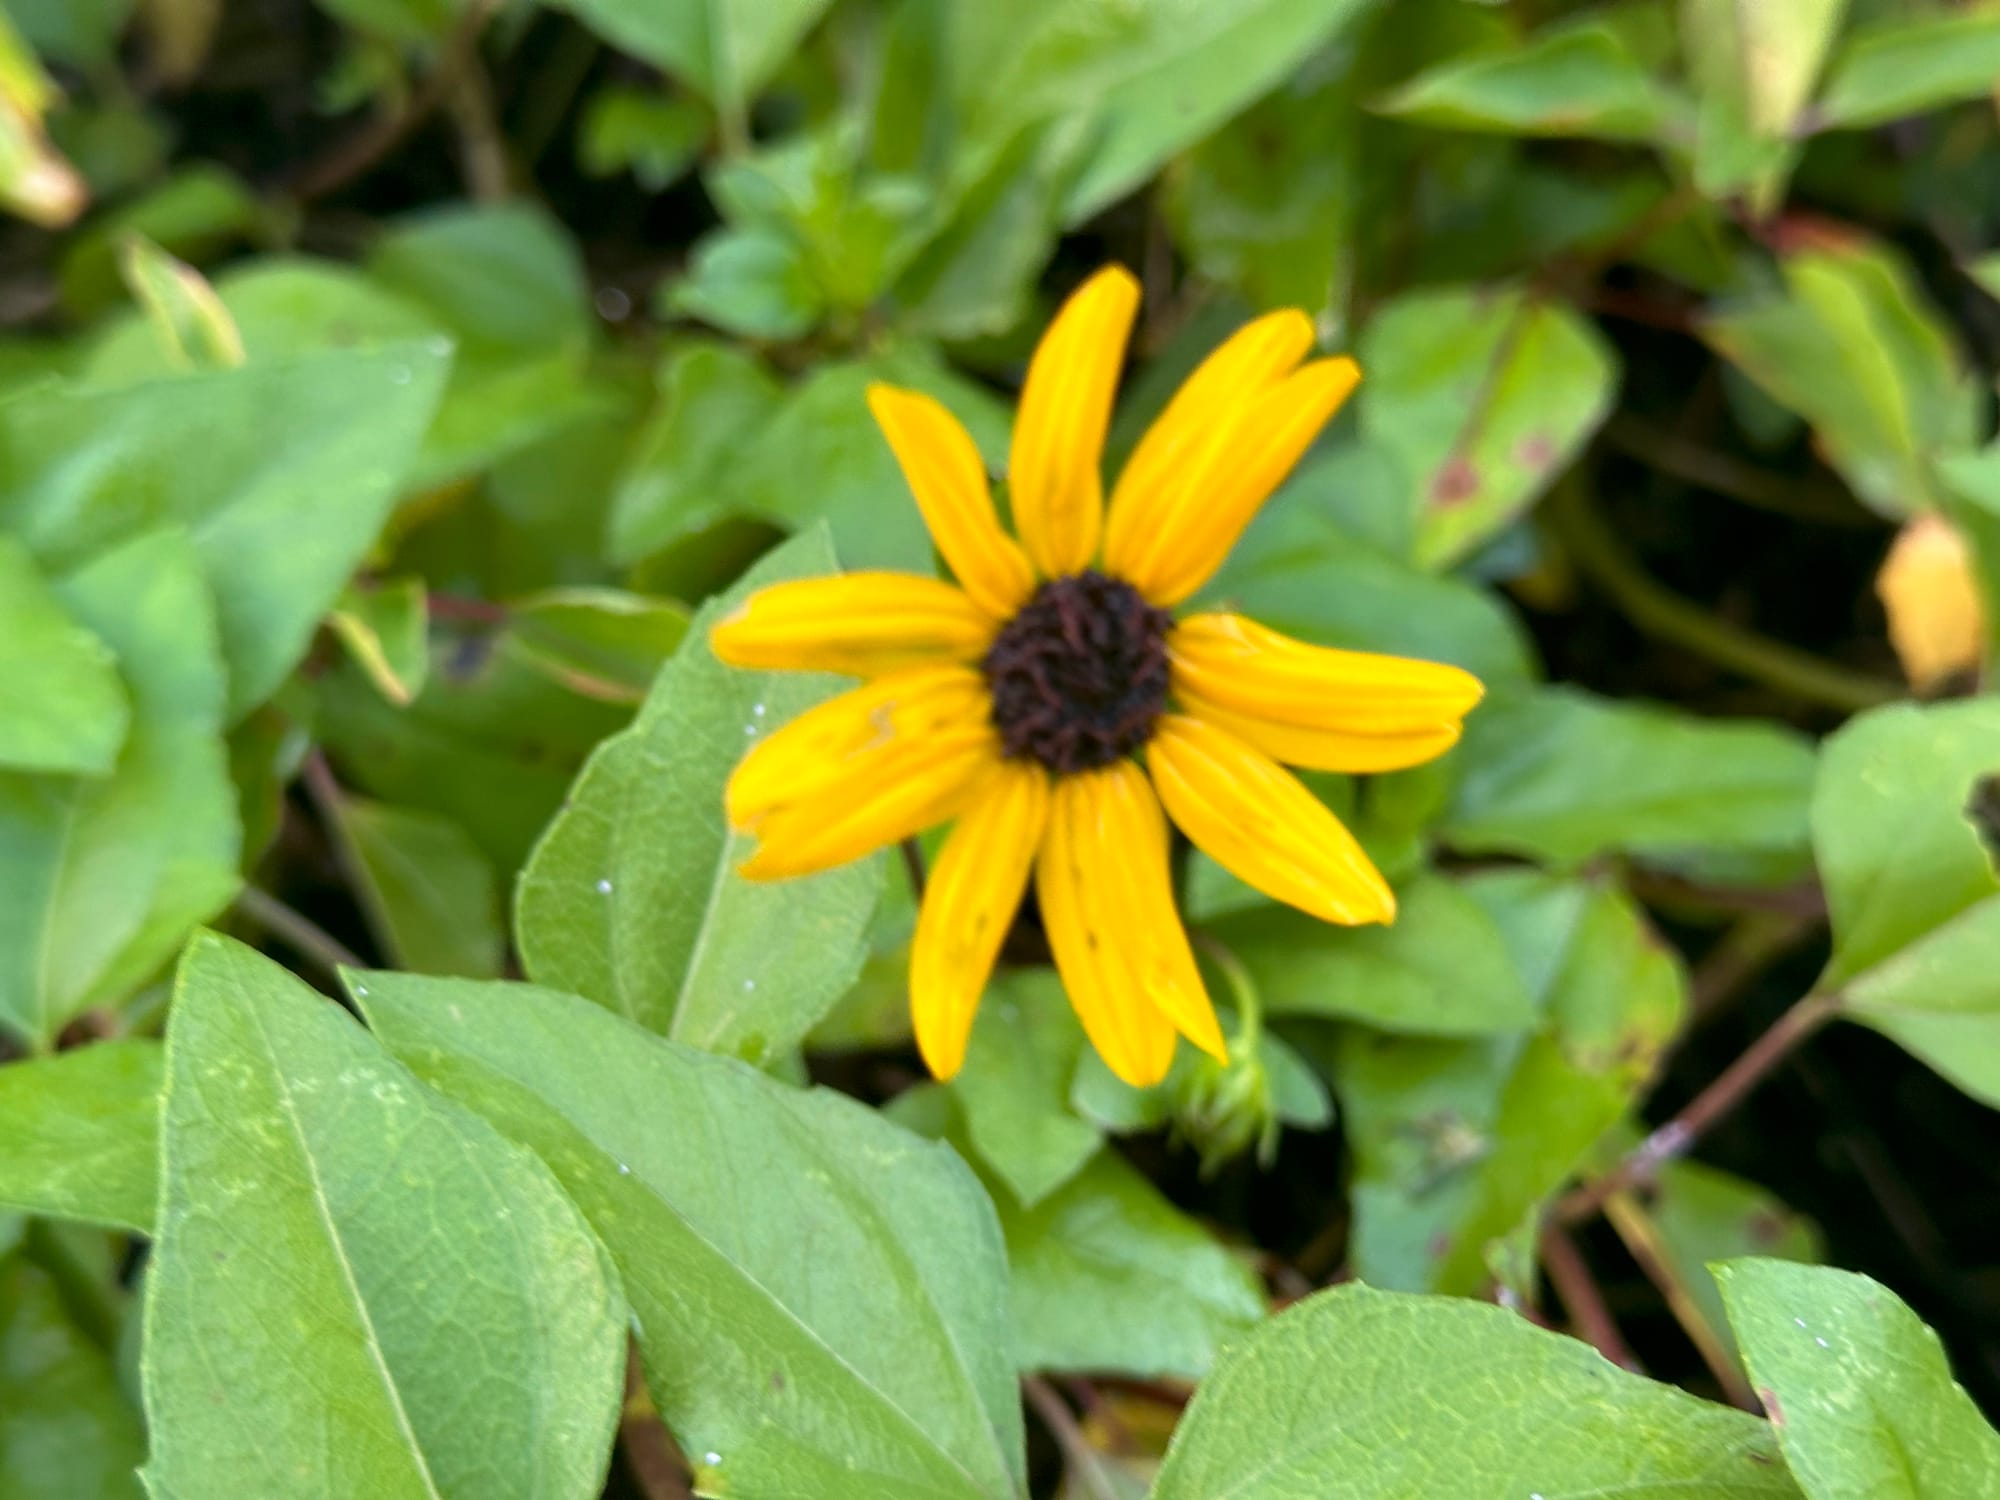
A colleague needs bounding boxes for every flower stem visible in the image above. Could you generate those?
[1547,486,1898,714]
[1559,991,1841,1224]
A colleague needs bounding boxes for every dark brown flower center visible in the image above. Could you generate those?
[982,571,1172,773]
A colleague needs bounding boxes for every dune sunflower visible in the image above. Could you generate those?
[712,265,1483,1087]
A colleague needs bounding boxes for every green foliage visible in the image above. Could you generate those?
[4,0,2000,1492]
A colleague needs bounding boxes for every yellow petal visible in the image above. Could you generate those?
[1175,689,1465,774]
[1171,613,1484,734]
[1102,309,1316,575]
[909,761,1050,1080]
[867,383,1037,617]
[1148,714,1394,926]
[710,573,996,677]
[1009,266,1141,577]
[1877,511,1987,690]
[726,666,990,830]
[1036,763,1225,1087]
[1122,357,1360,606]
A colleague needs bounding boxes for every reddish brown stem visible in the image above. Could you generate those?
[1540,1225,1643,1372]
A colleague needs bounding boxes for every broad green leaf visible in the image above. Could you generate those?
[1701,241,1981,518]
[1054,0,1371,223]
[1198,523,1539,687]
[1680,0,1843,209]
[1336,872,1685,1297]
[0,1257,144,1500]
[606,342,786,565]
[1378,24,1669,140]
[1000,1148,1264,1380]
[1443,686,1817,877]
[1715,1258,2000,1499]
[0,530,238,1048]
[1152,1282,1798,1499]
[516,530,882,1062]
[1210,874,1536,1037]
[724,349,1012,572]
[336,797,504,979]
[1359,285,1617,569]
[311,622,631,877]
[551,0,832,120]
[1165,61,1355,319]
[951,970,1101,1210]
[1645,1157,1822,1373]
[352,970,1028,1500]
[366,202,591,357]
[1970,254,2000,304]
[508,587,690,704]
[142,935,624,1500]
[0,536,127,776]
[577,85,707,190]
[0,343,449,718]
[1814,11,2000,131]
[327,575,429,707]
[1812,700,2000,1106]
[668,227,826,340]
[0,1040,159,1232]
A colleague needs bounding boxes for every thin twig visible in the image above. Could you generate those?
[1603,1190,1758,1410]
[1539,1224,1643,1372]
[1559,992,1842,1225]
[234,886,365,979]
[1548,486,1899,714]
[1603,413,1871,528]
[288,0,499,202]
[1024,1376,1119,1500]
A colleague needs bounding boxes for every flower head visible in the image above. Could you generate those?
[712,266,1483,1087]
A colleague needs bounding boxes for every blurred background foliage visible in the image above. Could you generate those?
[3,0,2000,1493]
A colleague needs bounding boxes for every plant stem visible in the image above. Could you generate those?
[1559,992,1842,1224]
[1602,1190,1757,1410]
[1194,931,1262,1054]
[234,886,365,979]
[1024,1376,1119,1500]
[1547,486,1899,714]
[1539,1224,1642,1372]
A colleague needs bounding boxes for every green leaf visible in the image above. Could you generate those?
[1970,254,2000,304]
[508,587,690,705]
[0,535,128,776]
[1151,1282,1799,1499]
[0,530,238,1048]
[351,969,1028,1500]
[142,934,625,1500]
[1814,12,2000,131]
[1359,285,1617,569]
[1054,0,1371,223]
[0,344,449,719]
[326,575,429,708]
[335,797,504,979]
[1644,1157,1822,1373]
[999,1148,1264,1380]
[1335,872,1685,1297]
[1443,686,1817,877]
[1812,699,2000,1106]
[577,85,708,190]
[516,529,883,1063]
[1165,62,1356,319]
[1680,0,1843,210]
[552,0,832,120]
[366,203,591,357]
[0,1257,145,1500]
[607,342,787,565]
[668,227,827,340]
[0,1040,159,1232]
[57,164,260,319]
[310,620,631,878]
[1377,24,1670,140]
[1715,1258,2000,1499]
[951,970,1101,1210]
[722,349,1012,572]
[1210,873,1536,1037]
[1700,241,1981,518]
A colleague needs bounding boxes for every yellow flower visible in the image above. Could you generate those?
[712,265,1483,1088]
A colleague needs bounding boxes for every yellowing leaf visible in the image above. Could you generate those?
[1877,512,1986,690]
